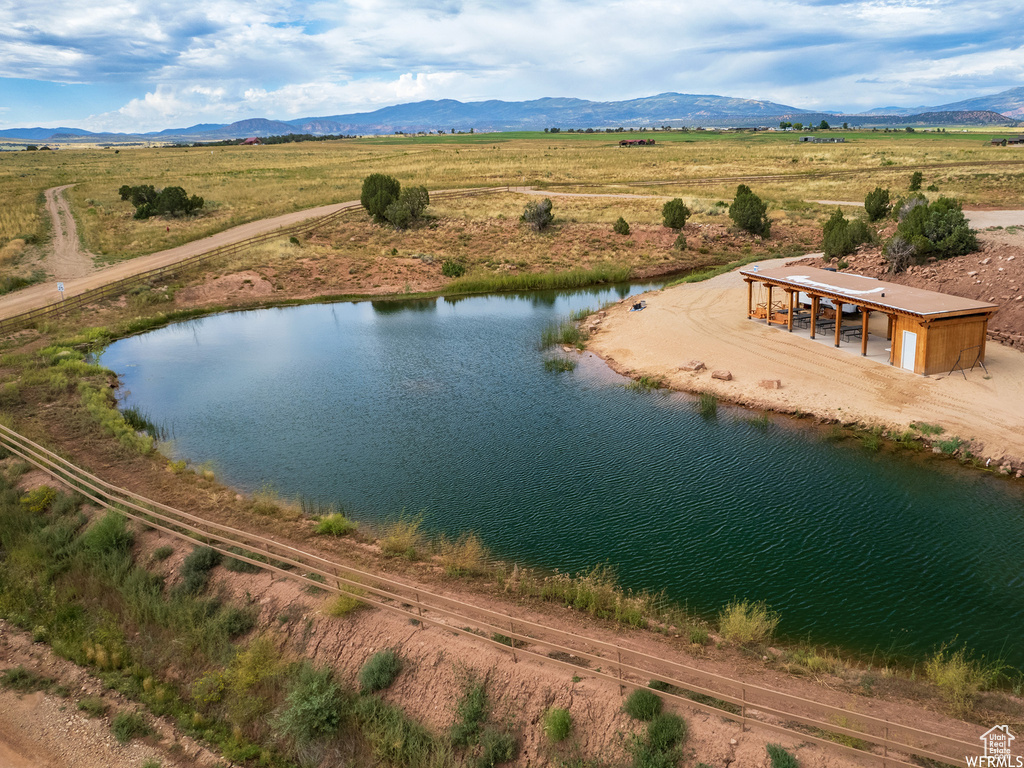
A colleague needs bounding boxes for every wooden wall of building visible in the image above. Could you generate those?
[891,314,989,375]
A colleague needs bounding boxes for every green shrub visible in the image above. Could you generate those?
[380,514,425,559]
[77,696,107,718]
[314,512,357,536]
[477,727,518,767]
[150,545,174,562]
[767,743,800,768]
[544,356,577,373]
[623,688,662,721]
[20,485,57,514]
[110,711,152,743]
[1,666,54,693]
[613,216,631,235]
[543,707,572,742]
[647,712,687,751]
[718,599,779,645]
[729,185,770,237]
[442,259,467,278]
[451,676,488,746]
[275,663,348,745]
[176,546,221,596]
[359,649,403,693]
[923,643,998,716]
[440,532,490,576]
[361,173,402,224]
[864,187,891,221]
[909,171,923,191]
[521,198,554,231]
[886,196,977,271]
[661,199,691,230]
[673,232,687,250]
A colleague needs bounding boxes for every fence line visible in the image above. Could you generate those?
[0,422,982,768]
[0,186,508,336]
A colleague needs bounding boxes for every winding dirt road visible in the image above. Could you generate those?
[42,185,95,280]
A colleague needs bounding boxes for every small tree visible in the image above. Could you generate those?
[521,198,554,232]
[613,216,630,235]
[661,199,691,230]
[399,185,429,218]
[864,187,891,221]
[360,173,401,224]
[909,171,923,191]
[729,185,770,237]
[822,208,851,259]
[819,119,830,130]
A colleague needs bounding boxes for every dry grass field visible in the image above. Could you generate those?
[1,130,1021,272]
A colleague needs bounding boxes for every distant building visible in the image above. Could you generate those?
[800,136,846,143]
[242,137,262,145]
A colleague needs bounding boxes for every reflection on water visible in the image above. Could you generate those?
[100,287,1024,666]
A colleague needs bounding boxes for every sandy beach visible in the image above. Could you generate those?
[588,258,1024,469]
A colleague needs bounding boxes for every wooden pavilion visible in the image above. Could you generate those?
[740,265,998,376]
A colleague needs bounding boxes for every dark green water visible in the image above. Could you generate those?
[100,287,1024,666]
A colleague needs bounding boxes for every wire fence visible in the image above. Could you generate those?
[0,422,984,768]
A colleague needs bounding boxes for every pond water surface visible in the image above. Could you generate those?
[100,287,1024,667]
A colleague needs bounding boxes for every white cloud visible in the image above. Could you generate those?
[1,0,1021,129]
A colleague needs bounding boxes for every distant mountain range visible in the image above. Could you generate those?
[2,88,1022,143]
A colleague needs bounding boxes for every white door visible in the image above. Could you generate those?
[901,330,918,371]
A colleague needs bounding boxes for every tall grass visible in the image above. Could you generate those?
[540,317,588,349]
[718,599,779,645]
[697,391,718,417]
[446,265,630,295]
[380,514,425,559]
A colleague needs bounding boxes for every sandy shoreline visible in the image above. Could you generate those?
[588,257,1024,471]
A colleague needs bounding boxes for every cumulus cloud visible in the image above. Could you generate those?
[1,0,1020,129]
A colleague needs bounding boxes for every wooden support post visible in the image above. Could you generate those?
[416,592,424,628]
[766,285,773,323]
[886,313,894,341]
[786,290,795,331]
[861,308,869,356]
[510,621,517,662]
[617,651,623,695]
[810,296,819,339]
[741,687,747,731]
[745,279,753,318]
[834,302,843,347]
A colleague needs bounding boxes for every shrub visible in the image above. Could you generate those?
[661,199,691,230]
[623,688,662,721]
[77,696,107,718]
[359,649,403,693]
[647,712,687,751]
[673,232,687,250]
[729,185,770,237]
[380,514,424,559]
[886,196,977,270]
[399,185,430,217]
[314,513,357,536]
[177,546,221,596]
[613,216,631,235]
[275,663,348,745]
[440,532,490,576]
[150,545,174,562]
[20,485,57,514]
[543,707,572,742]
[361,173,402,224]
[477,727,518,767]
[864,187,891,221]
[767,743,800,768]
[442,259,466,278]
[909,171,923,191]
[822,209,872,259]
[718,599,779,645]
[521,198,554,231]
[384,199,413,229]
[111,711,152,743]
[450,676,488,746]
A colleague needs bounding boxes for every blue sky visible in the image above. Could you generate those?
[1,0,1021,132]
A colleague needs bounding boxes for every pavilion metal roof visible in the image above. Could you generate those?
[740,265,999,320]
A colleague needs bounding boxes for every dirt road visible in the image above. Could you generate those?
[42,185,95,280]
[589,255,1024,466]
[0,199,361,322]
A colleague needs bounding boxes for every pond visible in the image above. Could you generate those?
[99,286,1024,667]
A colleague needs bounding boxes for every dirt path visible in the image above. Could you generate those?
[0,199,362,321]
[589,253,1024,467]
[42,185,95,280]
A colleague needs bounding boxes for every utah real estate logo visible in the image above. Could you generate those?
[968,725,1021,767]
